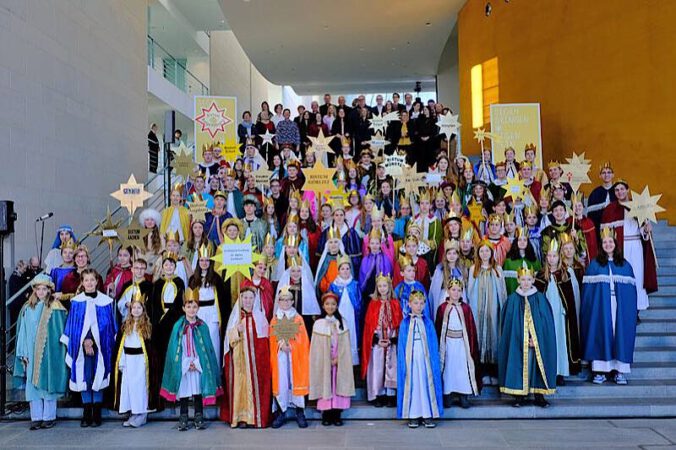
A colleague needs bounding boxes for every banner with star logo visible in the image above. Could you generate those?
[489,103,542,167]
[194,96,237,163]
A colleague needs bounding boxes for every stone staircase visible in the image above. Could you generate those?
[6,221,676,420]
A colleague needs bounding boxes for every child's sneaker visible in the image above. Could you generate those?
[422,419,436,428]
[177,414,189,431]
[407,419,419,429]
[614,373,628,385]
[194,413,207,430]
[296,408,308,428]
[592,374,607,384]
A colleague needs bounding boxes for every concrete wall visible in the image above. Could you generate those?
[458,0,676,222]
[0,0,148,267]
[209,30,281,117]
[436,23,460,113]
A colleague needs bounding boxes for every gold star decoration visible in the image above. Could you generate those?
[560,152,592,192]
[395,164,427,199]
[325,189,349,209]
[110,174,152,216]
[90,206,122,251]
[364,131,390,155]
[253,166,274,187]
[272,314,301,343]
[211,234,261,281]
[436,112,461,140]
[473,128,501,151]
[307,129,337,162]
[621,185,666,225]
[187,195,210,222]
[220,140,240,163]
[302,159,337,194]
[467,201,485,226]
[503,176,527,201]
[171,147,195,180]
[117,220,151,250]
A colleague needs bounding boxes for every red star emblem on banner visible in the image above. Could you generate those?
[194,102,232,139]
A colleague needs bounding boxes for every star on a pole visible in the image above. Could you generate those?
[473,128,500,147]
[503,176,526,201]
[258,130,275,146]
[117,221,150,250]
[369,111,400,134]
[364,131,390,154]
[395,164,427,198]
[307,129,337,162]
[437,113,461,140]
[272,314,301,343]
[621,185,666,224]
[253,166,274,187]
[302,160,336,193]
[384,153,406,177]
[560,152,592,192]
[110,174,152,216]
[467,201,485,226]
[172,147,195,180]
[194,101,232,139]
[211,234,261,281]
[187,195,210,222]
[90,206,121,251]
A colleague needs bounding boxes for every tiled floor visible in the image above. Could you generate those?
[0,418,674,449]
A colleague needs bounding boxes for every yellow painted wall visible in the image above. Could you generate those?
[458,0,676,222]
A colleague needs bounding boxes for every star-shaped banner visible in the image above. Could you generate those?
[325,189,348,209]
[395,164,427,198]
[437,113,461,140]
[369,111,400,135]
[211,234,261,281]
[307,129,336,161]
[425,171,444,187]
[364,131,390,154]
[467,201,485,226]
[188,195,210,222]
[560,152,592,192]
[473,128,501,147]
[258,130,275,146]
[503,176,526,201]
[90,206,121,251]
[271,314,301,343]
[110,174,152,216]
[303,160,336,193]
[194,101,232,139]
[621,185,666,224]
[220,140,240,163]
[172,147,195,180]
[253,167,274,187]
[117,221,151,250]
[384,153,406,177]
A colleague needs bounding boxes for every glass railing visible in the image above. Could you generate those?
[147,35,209,96]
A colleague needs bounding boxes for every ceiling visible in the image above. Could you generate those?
[171,0,230,32]
[218,0,464,95]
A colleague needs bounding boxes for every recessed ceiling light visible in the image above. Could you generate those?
[425,22,431,26]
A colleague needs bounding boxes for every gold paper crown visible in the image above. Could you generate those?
[132,286,147,304]
[399,196,411,208]
[165,229,180,243]
[405,234,419,246]
[559,232,574,245]
[371,206,384,221]
[463,160,473,171]
[213,190,227,200]
[478,237,495,250]
[546,238,560,254]
[224,168,236,178]
[449,190,461,206]
[287,213,300,225]
[488,213,503,225]
[264,233,275,247]
[163,251,179,262]
[62,240,78,251]
[284,234,299,248]
[183,287,198,304]
[461,227,474,242]
[409,290,426,301]
[288,256,302,268]
[198,243,212,259]
[495,160,506,168]
[504,146,516,155]
[406,220,421,234]
[263,197,274,208]
[524,143,536,152]
[363,193,375,204]
[448,278,464,289]
[516,260,535,278]
[369,227,382,241]
[383,215,395,224]
[599,161,613,172]
[278,285,293,298]
[504,210,515,223]
[600,226,615,240]
[523,205,539,217]
[376,272,392,284]
[300,198,311,210]
[444,239,460,252]
[520,160,533,169]
[341,136,351,146]
[548,160,561,170]
[445,210,462,222]
[515,226,528,238]
[336,255,352,268]
[327,225,341,240]
[290,190,302,203]
[172,182,184,194]
[571,191,584,205]
[398,255,414,268]
[434,189,446,202]
[221,218,243,235]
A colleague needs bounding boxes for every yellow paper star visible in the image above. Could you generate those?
[110,174,152,216]
[89,206,122,251]
[172,148,195,180]
[560,152,592,192]
[211,234,261,281]
[473,128,501,146]
[187,195,210,222]
[325,189,349,208]
[621,185,666,224]
[253,166,274,187]
[271,314,301,343]
[503,176,526,201]
[467,201,485,226]
[117,220,151,250]
[307,129,337,161]
[220,140,240,163]
[395,164,427,198]
[302,159,337,193]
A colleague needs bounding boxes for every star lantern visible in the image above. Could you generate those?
[621,185,666,225]
[395,164,427,199]
[171,147,195,180]
[307,129,337,162]
[560,152,592,192]
[211,234,261,281]
[437,113,461,140]
[110,174,152,216]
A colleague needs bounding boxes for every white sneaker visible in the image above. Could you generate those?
[592,374,606,384]
[122,420,131,427]
[614,373,628,385]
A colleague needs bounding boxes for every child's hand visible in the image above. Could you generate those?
[83,339,95,356]
[528,337,534,348]
[331,357,338,366]
[281,342,291,353]
[378,339,390,348]
[189,361,197,371]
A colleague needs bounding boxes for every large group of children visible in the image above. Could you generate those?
[14,97,658,431]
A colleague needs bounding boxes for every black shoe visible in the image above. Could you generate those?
[374,396,385,408]
[422,419,436,428]
[29,421,42,430]
[177,414,189,431]
[556,375,566,386]
[407,419,419,429]
[272,412,285,429]
[41,420,55,429]
[296,408,308,428]
[512,397,523,408]
[80,405,92,428]
[386,396,397,408]
[534,394,550,408]
[194,412,207,430]
[459,394,471,409]
[90,403,102,427]
[333,410,343,427]
[321,411,331,426]
[443,394,453,409]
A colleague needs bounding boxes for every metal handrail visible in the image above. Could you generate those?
[147,35,209,96]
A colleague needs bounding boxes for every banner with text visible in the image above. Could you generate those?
[194,95,238,163]
[489,103,543,168]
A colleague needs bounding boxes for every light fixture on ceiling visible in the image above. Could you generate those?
[485,2,492,16]
[425,21,431,26]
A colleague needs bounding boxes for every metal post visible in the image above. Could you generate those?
[0,236,6,416]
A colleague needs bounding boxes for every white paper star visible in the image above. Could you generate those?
[258,130,275,146]
[437,113,461,140]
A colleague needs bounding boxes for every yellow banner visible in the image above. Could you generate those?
[489,103,543,167]
[194,96,238,163]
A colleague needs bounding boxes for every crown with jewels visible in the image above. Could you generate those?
[488,213,503,225]
[444,239,460,252]
[548,160,561,170]
[61,240,78,251]
[336,254,352,268]
[448,278,464,289]
[517,260,535,278]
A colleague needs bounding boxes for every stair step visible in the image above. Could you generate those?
[641,308,676,320]
[637,319,676,332]
[650,285,676,295]
[636,332,676,345]
[629,362,676,379]
[657,276,676,284]
[646,296,675,307]
[633,347,676,362]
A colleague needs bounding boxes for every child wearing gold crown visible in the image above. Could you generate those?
[503,227,542,296]
[328,255,361,365]
[412,188,443,269]
[359,228,394,308]
[394,255,432,319]
[111,288,157,427]
[498,261,557,407]
[155,230,191,287]
[161,183,191,242]
[276,256,320,334]
[569,192,598,265]
[435,278,480,409]
[49,239,76,297]
[315,225,345,296]
[362,273,403,407]
[160,288,223,431]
